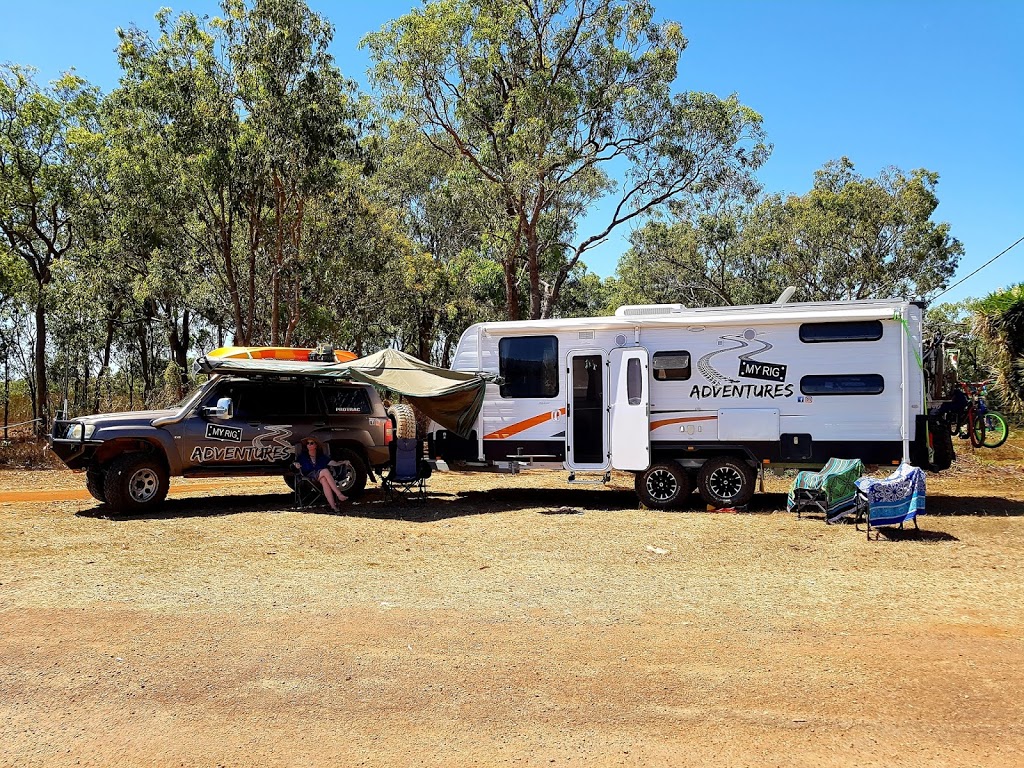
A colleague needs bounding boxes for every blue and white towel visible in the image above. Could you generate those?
[855,462,926,528]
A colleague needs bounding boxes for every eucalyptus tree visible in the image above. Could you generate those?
[616,158,963,308]
[373,122,504,362]
[0,65,103,430]
[113,0,363,346]
[365,0,768,320]
[755,158,963,302]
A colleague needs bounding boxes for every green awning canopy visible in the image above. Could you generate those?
[195,348,490,439]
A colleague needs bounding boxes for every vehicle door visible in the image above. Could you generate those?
[609,347,651,471]
[565,350,609,470]
[178,379,307,471]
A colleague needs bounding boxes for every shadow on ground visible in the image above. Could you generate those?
[75,486,1024,524]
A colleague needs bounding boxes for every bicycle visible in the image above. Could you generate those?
[945,380,1010,449]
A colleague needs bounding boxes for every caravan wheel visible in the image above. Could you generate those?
[636,462,691,509]
[697,457,755,508]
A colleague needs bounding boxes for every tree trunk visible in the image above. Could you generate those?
[34,300,49,435]
[503,260,521,321]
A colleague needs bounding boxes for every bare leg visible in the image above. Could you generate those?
[318,469,347,509]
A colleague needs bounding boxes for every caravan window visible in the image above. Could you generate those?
[800,374,884,396]
[652,351,691,381]
[799,321,884,343]
[499,336,559,398]
[626,358,643,404]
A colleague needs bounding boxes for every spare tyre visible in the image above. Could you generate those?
[388,403,417,439]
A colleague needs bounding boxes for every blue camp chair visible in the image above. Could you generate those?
[787,457,865,523]
[383,438,430,502]
[855,462,926,539]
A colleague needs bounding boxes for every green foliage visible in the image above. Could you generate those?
[972,284,1024,412]
[616,157,963,307]
[365,0,767,320]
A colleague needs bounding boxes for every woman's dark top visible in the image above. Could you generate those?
[296,448,330,478]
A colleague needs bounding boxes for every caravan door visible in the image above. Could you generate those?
[609,348,650,471]
[566,351,609,470]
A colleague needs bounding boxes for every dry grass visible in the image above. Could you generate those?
[1,454,1023,767]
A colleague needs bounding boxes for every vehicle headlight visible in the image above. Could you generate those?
[66,423,95,440]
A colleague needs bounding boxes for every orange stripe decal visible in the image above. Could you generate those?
[650,415,718,431]
[484,408,566,440]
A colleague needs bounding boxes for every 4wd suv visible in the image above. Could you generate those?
[49,374,395,513]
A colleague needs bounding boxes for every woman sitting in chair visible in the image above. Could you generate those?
[294,437,347,511]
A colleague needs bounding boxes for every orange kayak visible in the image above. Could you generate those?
[206,346,358,363]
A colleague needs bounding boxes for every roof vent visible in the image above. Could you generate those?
[614,303,686,317]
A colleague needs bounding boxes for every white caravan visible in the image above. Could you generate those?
[429,297,952,508]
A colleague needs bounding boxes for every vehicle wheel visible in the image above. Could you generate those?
[980,411,1009,449]
[388,403,417,439]
[697,457,755,508]
[635,462,691,509]
[86,469,107,503]
[283,472,297,491]
[103,453,169,514]
[330,447,368,499]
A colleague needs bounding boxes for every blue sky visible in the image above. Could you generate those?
[2,0,1021,306]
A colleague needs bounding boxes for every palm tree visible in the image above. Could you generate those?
[972,284,1024,413]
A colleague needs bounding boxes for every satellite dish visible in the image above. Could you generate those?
[774,286,797,304]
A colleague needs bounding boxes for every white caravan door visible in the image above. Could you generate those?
[566,350,609,470]
[609,347,650,471]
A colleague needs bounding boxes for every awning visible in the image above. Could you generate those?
[195,348,490,439]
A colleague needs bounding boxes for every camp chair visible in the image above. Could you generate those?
[855,462,926,539]
[291,442,354,511]
[787,457,864,523]
[382,438,430,502]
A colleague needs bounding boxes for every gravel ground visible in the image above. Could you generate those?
[1,453,1023,768]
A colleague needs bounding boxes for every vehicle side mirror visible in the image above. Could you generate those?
[204,397,234,419]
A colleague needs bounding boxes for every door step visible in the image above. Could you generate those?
[567,471,611,485]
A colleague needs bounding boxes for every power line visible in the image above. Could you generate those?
[930,234,1024,302]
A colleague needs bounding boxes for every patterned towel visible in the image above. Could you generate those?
[787,458,865,521]
[855,462,926,528]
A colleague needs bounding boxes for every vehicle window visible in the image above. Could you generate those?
[799,321,884,343]
[626,357,643,405]
[499,336,559,398]
[224,381,307,419]
[800,374,885,396]
[652,351,691,381]
[322,386,371,414]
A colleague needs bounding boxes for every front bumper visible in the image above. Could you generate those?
[49,420,102,469]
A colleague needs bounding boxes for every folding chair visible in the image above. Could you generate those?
[787,457,864,523]
[382,438,430,502]
[293,471,326,510]
[855,462,926,539]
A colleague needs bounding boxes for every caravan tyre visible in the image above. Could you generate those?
[636,462,691,509]
[697,457,755,508]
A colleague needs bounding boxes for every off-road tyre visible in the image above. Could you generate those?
[283,472,297,491]
[330,446,368,499]
[103,453,169,514]
[388,403,418,439]
[697,457,756,508]
[85,469,107,503]
[635,462,691,509]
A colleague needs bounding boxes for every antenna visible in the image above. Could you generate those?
[774,286,797,304]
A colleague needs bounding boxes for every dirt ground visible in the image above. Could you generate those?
[2,445,1023,768]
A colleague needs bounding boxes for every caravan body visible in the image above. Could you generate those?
[431,298,937,508]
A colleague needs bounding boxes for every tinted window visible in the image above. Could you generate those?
[800,374,884,396]
[322,386,371,414]
[652,351,691,381]
[799,321,884,343]
[220,382,307,418]
[626,358,643,405]
[499,336,559,398]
